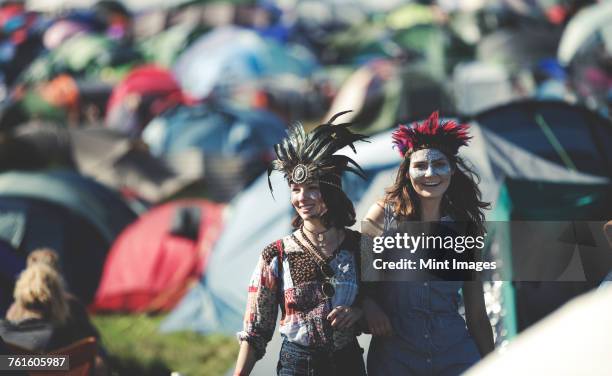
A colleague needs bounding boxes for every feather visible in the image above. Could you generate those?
[327,110,352,124]
[267,110,368,190]
[392,111,471,157]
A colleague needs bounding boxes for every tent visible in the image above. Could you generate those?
[556,2,612,114]
[21,33,141,84]
[143,103,286,159]
[557,1,612,66]
[7,122,197,203]
[0,240,24,316]
[172,26,317,100]
[325,59,454,136]
[162,102,610,342]
[138,23,203,68]
[69,126,198,203]
[142,102,287,201]
[477,21,563,73]
[0,170,137,304]
[472,100,612,331]
[92,199,224,313]
[452,61,521,115]
[474,100,611,180]
[26,0,191,12]
[0,3,44,87]
[105,65,192,137]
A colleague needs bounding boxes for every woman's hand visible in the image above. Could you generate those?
[362,297,393,337]
[327,305,363,329]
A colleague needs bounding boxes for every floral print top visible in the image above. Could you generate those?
[237,230,361,360]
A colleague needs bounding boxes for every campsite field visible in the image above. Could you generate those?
[93,314,237,376]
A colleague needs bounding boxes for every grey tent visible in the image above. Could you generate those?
[9,123,196,203]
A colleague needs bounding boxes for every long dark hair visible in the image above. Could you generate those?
[385,153,489,235]
[291,176,356,229]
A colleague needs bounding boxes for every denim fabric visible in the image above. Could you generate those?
[277,337,366,376]
[367,206,481,376]
[367,281,480,376]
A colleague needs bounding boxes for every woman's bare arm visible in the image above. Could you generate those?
[234,341,258,376]
[362,200,385,237]
[463,281,494,357]
[360,199,393,336]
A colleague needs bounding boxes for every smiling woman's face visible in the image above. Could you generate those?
[408,148,452,199]
[290,182,328,221]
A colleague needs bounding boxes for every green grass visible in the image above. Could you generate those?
[92,314,238,376]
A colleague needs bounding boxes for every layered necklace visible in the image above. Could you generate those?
[302,225,333,250]
[300,225,342,261]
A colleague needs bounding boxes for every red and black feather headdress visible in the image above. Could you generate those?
[391,111,471,158]
[268,110,368,193]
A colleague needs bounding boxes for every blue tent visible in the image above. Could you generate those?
[143,103,286,159]
[474,100,612,178]
[172,26,317,100]
[143,102,287,201]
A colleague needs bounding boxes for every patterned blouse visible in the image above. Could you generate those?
[237,230,361,360]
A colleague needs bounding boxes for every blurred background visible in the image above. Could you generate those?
[0,0,610,375]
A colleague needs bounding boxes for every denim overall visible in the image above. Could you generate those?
[366,206,480,376]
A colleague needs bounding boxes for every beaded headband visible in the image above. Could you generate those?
[268,111,368,193]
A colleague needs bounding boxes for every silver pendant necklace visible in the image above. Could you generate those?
[303,225,331,251]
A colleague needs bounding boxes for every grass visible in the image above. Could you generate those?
[92,314,238,376]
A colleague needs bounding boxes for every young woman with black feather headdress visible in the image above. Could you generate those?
[234,111,368,376]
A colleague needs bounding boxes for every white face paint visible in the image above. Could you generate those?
[408,148,452,198]
[290,182,328,220]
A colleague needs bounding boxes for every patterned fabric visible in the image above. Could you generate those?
[237,230,361,360]
[366,205,480,376]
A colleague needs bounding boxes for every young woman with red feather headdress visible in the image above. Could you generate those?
[362,111,494,375]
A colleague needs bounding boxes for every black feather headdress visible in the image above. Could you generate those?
[268,110,368,193]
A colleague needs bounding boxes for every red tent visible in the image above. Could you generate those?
[91,199,224,313]
[105,65,194,136]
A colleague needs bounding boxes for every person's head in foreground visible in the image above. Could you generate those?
[11,263,69,325]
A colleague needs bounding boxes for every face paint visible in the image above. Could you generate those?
[304,189,322,201]
[408,149,452,180]
[290,182,328,220]
[408,148,452,198]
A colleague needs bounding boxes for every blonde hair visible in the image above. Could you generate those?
[27,248,61,270]
[12,263,69,325]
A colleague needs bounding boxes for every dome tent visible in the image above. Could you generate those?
[92,199,224,313]
[0,170,137,303]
